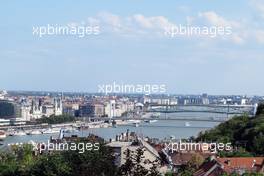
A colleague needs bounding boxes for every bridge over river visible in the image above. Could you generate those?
[89,104,257,123]
[145,104,257,115]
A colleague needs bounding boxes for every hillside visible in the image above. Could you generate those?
[196,104,264,156]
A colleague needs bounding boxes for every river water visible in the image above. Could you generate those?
[0,112,227,147]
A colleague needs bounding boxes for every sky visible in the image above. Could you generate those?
[0,0,264,95]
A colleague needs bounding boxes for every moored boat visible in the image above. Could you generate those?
[185,122,190,127]
[133,122,139,127]
[144,119,158,123]
[0,130,6,140]
[11,130,27,136]
[42,128,60,134]
[27,129,42,135]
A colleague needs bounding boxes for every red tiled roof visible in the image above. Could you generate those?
[194,157,264,176]
[217,157,264,173]
[194,160,216,176]
[170,152,211,166]
[194,160,225,176]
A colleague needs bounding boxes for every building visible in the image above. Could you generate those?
[202,94,210,105]
[241,98,249,105]
[184,98,203,105]
[104,100,116,118]
[0,100,21,118]
[9,118,27,125]
[0,118,10,126]
[194,157,264,176]
[54,98,63,116]
[42,105,55,117]
[79,103,105,117]
[93,103,105,117]
[20,105,31,121]
[0,90,7,100]
[19,97,63,120]
[107,131,168,174]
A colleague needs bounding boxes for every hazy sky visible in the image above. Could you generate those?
[1,0,264,95]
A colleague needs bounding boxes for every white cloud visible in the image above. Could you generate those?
[133,14,175,30]
[255,30,264,43]
[133,14,153,28]
[196,11,245,44]
[231,34,245,44]
[68,11,264,45]
[198,11,240,28]
[88,12,177,36]
[251,0,264,18]
[98,12,121,28]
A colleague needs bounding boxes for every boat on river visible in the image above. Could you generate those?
[27,129,42,135]
[185,122,191,127]
[144,119,158,123]
[0,130,6,140]
[42,128,60,134]
[9,130,27,136]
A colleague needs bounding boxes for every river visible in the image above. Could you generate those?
[0,112,227,147]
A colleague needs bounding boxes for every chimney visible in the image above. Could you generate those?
[225,159,231,166]
[252,159,256,168]
[210,155,216,161]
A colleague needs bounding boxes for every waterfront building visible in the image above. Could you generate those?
[104,100,116,118]
[241,98,248,105]
[62,105,75,116]
[143,95,151,104]
[79,102,105,117]
[9,117,27,125]
[0,100,21,118]
[0,90,7,100]
[184,98,202,105]
[0,118,10,126]
[170,98,178,105]
[42,105,55,117]
[54,97,63,116]
[30,98,43,119]
[202,93,210,105]
[20,105,31,121]
[93,103,105,117]
[19,97,64,120]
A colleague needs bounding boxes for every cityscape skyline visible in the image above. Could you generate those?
[1,89,264,97]
[1,1,264,176]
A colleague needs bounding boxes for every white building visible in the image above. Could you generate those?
[105,100,116,118]
[0,90,7,100]
[42,105,55,117]
[202,98,210,105]
[170,98,178,105]
[54,98,63,116]
[20,105,31,121]
[241,98,248,105]
[30,99,43,119]
[21,97,63,120]
[0,119,10,126]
